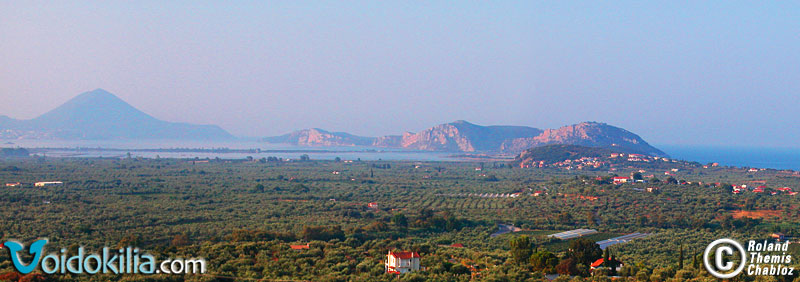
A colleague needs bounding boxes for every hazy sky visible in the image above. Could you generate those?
[1,1,798,147]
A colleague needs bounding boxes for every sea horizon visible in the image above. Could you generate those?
[658,144,800,171]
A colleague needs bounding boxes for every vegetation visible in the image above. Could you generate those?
[0,156,798,281]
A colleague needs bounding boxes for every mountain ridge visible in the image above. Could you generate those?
[264,120,667,157]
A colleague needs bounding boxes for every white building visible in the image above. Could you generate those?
[385,251,420,274]
[35,181,63,187]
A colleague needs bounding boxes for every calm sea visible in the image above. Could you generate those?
[659,145,800,171]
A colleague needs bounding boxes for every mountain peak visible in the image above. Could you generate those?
[66,88,129,107]
[87,88,114,96]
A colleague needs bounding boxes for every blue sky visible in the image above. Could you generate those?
[1,1,798,147]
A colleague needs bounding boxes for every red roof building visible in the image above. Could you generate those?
[590,258,605,268]
[613,177,629,184]
[386,251,421,274]
[590,258,624,271]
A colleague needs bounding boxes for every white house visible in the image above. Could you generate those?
[612,177,629,185]
[34,181,63,187]
[385,251,420,274]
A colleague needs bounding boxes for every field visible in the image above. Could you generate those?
[730,209,783,219]
[1,156,799,281]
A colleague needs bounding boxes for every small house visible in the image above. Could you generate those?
[34,181,63,187]
[590,258,623,272]
[385,251,420,274]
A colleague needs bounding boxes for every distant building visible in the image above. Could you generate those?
[34,181,63,187]
[612,177,629,185]
[386,251,420,274]
[368,202,378,209]
[5,182,21,187]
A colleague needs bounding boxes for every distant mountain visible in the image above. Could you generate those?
[500,122,667,157]
[263,120,667,157]
[262,128,375,146]
[0,89,233,140]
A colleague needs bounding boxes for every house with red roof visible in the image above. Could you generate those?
[385,251,420,274]
[612,177,629,185]
[590,258,624,272]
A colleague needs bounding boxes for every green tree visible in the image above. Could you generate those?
[530,251,559,273]
[391,213,408,227]
[509,235,534,265]
[567,238,602,267]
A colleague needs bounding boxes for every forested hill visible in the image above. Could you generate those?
[512,144,619,164]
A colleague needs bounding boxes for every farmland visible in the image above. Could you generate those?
[0,156,799,281]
